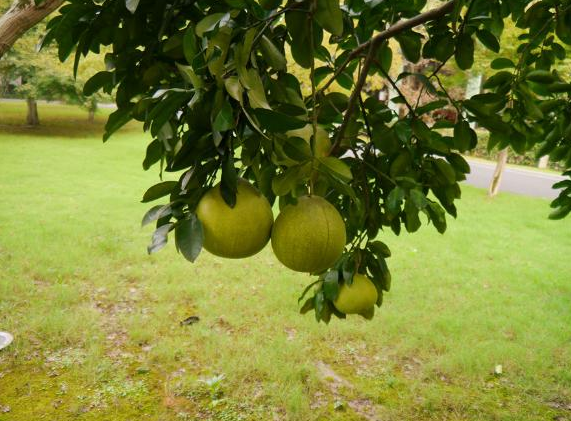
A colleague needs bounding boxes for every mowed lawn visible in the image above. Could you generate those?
[0,102,570,421]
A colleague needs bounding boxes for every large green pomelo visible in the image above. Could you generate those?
[196,179,273,259]
[271,196,346,273]
[286,124,331,157]
[333,274,378,315]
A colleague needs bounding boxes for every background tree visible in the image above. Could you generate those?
[25,0,571,322]
[0,16,108,125]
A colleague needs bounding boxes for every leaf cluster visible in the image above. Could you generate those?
[43,0,571,321]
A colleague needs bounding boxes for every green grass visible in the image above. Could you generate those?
[0,102,570,421]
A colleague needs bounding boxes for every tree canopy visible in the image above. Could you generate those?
[34,0,571,322]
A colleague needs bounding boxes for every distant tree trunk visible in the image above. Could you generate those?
[0,0,64,59]
[26,96,39,126]
[87,99,97,123]
[488,148,508,197]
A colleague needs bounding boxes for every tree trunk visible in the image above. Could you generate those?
[26,96,39,126]
[87,99,97,122]
[538,155,550,169]
[488,148,508,197]
[0,0,64,59]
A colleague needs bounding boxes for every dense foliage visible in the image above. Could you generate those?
[42,0,571,322]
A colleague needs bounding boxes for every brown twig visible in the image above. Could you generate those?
[327,0,456,156]
[318,0,456,100]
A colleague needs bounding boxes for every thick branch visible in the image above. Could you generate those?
[0,0,63,59]
[327,0,456,155]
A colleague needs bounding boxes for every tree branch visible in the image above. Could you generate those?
[327,0,456,156]
[0,0,63,59]
[318,0,456,99]
[376,60,416,117]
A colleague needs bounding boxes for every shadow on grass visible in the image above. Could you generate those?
[0,101,141,139]
[0,120,141,139]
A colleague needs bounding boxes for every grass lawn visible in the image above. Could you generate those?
[0,102,570,421]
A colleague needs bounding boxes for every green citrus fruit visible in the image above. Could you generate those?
[286,124,331,157]
[333,274,378,315]
[196,179,273,258]
[271,196,346,273]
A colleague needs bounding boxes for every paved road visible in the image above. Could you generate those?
[464,159,566,199]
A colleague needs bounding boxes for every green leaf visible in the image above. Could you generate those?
[83,71,113,96]
[213,101,234,132]
[142,181,177,203]
[143,139,162,171]
[368,241,391,258]
[259,35,287,71]
[147,223,173,254]
[176,63,203,89]
[221,155,238,207]
[317,157,353,182]
[556,8,571,44]
[285,10,313,68]
[142,204,173,227]
[549,205,571,220]
[253,109,306,132]
[183,24,198,65]
[390,152,411,178]
[298,279,322,303]
[224,76,244,104]
[315,0,344,36]
[434,159,456,184]
[244,69,271,109]
[434,36,455,62]
[447,153,471,174]
[175,215,203,262]
[547,83,571,93]
[426,201,446,233]
[376,42,392,73]
[300,296,315,314]
[483,71,512,90]
[526,70,556,84]
[104,106,133,142]
[387,187,405,214]
[409,189,428,210]
[260,0,282,10]
[314,67,333,86]
[195,13,227,37]
[283,137,312,162]
[359,306,375,320]
[272,165,307,196]
[323,273,340,300]
[455,33,474,70]
[491,58,516,69]
[404,200,421,233]
[476,29,500,53]
[453,120,477,152]
[416,100,448,116]
[396,31,422,63]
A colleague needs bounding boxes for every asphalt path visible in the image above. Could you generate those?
[464,159,566,199]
